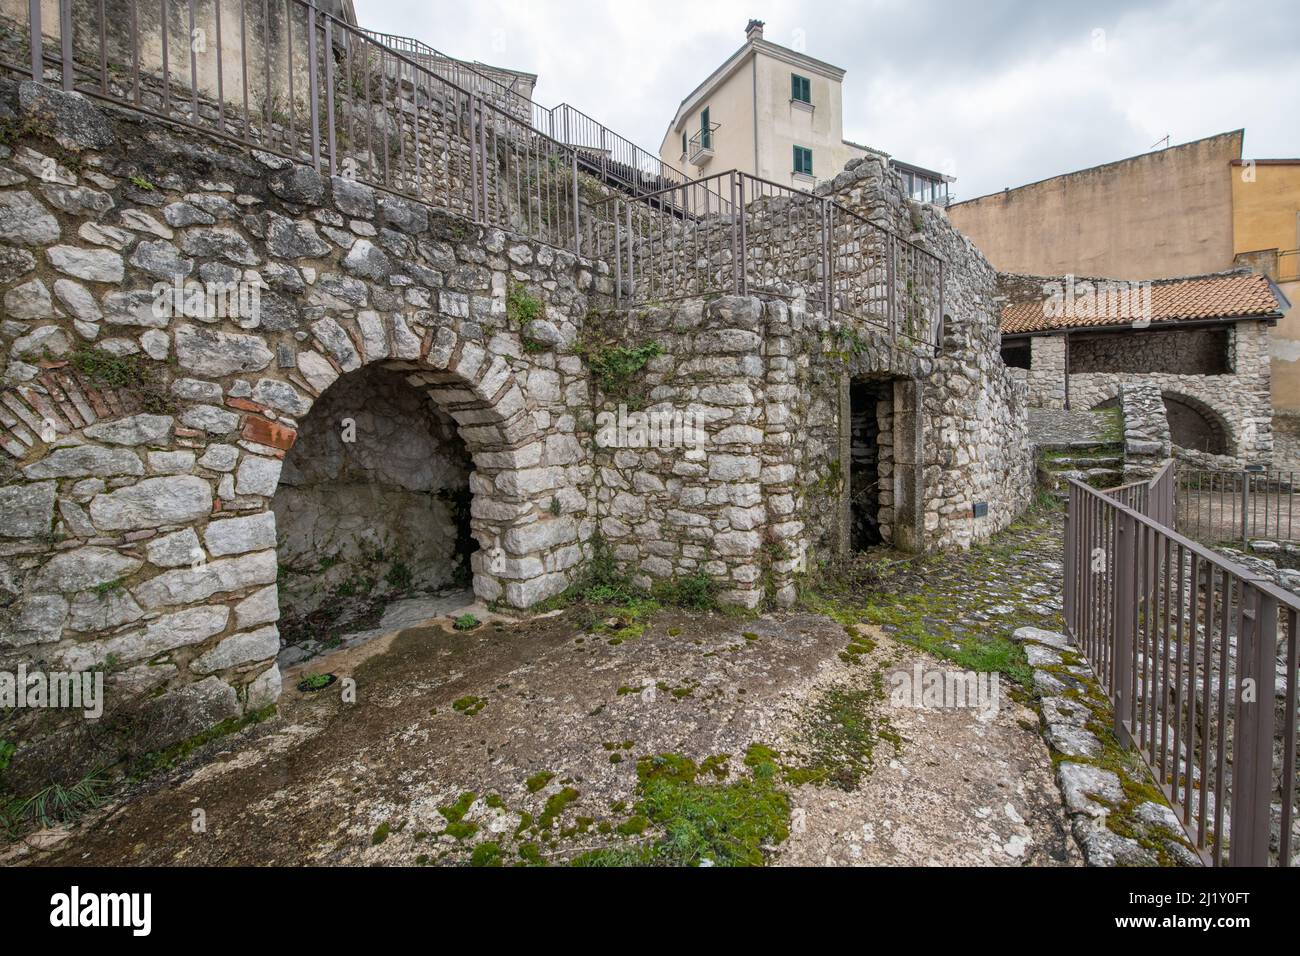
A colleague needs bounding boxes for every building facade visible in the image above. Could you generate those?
[1231,159,1300,412]
[949,132,1300,415]
[658,20,951,200]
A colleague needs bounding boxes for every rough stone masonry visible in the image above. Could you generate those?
[0,76,1032,762]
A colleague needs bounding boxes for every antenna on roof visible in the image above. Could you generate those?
[1151,134,1170,150]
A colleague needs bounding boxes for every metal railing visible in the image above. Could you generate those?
[1065,462,1300,866]
[590,169,946,351]
[362,27,682,198]
[1177,467,1300,546]
[4,0,583,252]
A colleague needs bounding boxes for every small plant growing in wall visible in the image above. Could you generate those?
[507,282,542,327]
[453,614,480,631]
[70,347,173,414]
[578,340,664,408]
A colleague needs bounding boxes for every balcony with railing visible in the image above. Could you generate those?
[687,122,720,166]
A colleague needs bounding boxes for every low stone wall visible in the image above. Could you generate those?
[1118,382,1172,482]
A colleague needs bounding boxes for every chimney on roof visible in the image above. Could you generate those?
[746,19,765,42]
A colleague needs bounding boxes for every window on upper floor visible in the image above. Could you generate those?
[791,73,811,104]
[793,145,813,176]
[700,107,712,148]
[681,131,687,157]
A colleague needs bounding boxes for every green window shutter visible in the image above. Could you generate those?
[791,74,810,103]
[794,146,812,175]
[682,132,687,155]
[700,107,711,148]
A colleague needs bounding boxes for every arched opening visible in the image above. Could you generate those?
[273,364,478,657]
[1162,392,1231,456]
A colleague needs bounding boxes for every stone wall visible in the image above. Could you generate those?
[1118,382,1172,482]
[820,155,1035,550]
[1069,327,1230,375]
[1066,321,1273,463]
[1013,321,1274,464]
[0,74,1040,764]
[0,81,606,757]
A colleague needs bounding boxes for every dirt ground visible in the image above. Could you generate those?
[7,593,1079,867]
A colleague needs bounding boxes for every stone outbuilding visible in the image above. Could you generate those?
[998,271,1289,463]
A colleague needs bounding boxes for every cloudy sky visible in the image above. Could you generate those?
[360,0,1299,201]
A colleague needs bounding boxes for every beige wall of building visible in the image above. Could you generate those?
[947,131,1243,280]
[1232,160,1300,412]
[658,21,868,191]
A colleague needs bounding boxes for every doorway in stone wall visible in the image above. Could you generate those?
[849,379,893,549]
[272,365,479,666]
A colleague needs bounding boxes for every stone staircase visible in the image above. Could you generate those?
[1036,442,1125,496]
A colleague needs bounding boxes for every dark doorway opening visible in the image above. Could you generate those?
[850,380,891,549]
[273,365,478,658]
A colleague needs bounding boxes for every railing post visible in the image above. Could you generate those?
[28,0,42,82]
[1112,509,1137,748]
[738,174,748,296]
[468,94,480,222]
[613,199,622,305]
[1230,587,1278,866]
[822,199,832,317]
[886,232,896,344]
[729,171,740,294]
[59,0,73,91]
[1064,483,1076,629]
[625,198,634,299]
[1241,469,1250,546]
[306,0,321,172]
[571,151,581,256]
[324,16,337,177]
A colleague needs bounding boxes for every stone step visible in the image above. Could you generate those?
[1041,467,1123,491]
[1036,440,1124,455]
[1040,455,1123,470]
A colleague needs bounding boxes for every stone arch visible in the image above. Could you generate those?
[264,316,551,618]
[1086,389,1121,411]
[1160,390,1232,456]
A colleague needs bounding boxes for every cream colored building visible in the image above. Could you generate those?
[659,20,952,199]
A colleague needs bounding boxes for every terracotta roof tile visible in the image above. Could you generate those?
[1000,272,1283,335]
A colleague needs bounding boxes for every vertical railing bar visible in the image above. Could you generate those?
[214,0,226,130]
[239,0,249,139]
[306,0,320,171]
[162,0,171,113]
[261,0,270,135]
[1185,550,1200,827]
[323,15,336,177]
[1197,563,1214,848]
[98,0,107,94]
[187,0,199,120]
[1281,606,1297,865]
[28,0,42,82]
[285,0,295,152]
[1213,569,1231,864]
[59,0,73,92]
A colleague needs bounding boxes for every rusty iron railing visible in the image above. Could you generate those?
[1065,463,1300,866]
[1177,466,1300,546]
[590,169,945,351]
[363,27,683,199]
[4,0,584,252]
